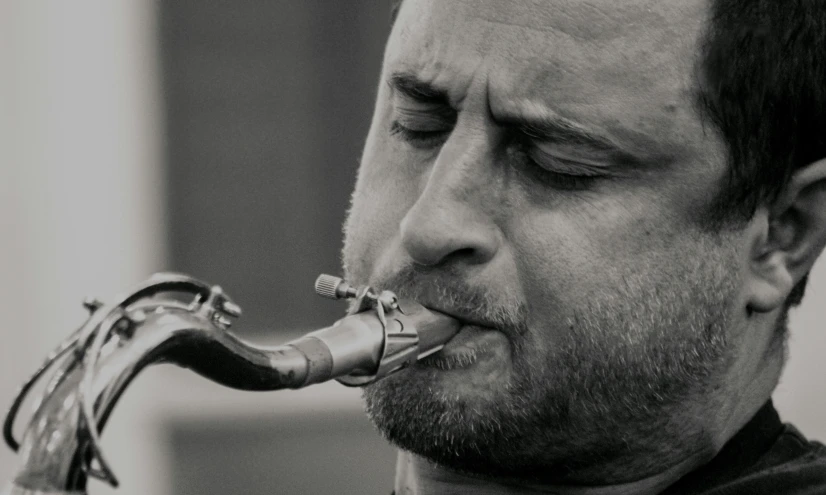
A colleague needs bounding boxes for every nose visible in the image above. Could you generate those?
[399,139,501,268]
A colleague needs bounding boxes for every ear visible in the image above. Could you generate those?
[747,157,826,313]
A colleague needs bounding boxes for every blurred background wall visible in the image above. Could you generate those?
[0,1,824,494]
[2,0,170,493]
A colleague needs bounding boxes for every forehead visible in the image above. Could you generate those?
[387,0,714,157]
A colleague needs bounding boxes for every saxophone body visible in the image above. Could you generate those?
[2,273,460,494]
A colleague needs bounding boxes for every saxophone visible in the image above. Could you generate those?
[1,272,460,495]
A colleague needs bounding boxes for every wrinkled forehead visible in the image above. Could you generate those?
[387,0,714,156]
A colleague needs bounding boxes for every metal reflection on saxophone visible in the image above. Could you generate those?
[1,273,461,495]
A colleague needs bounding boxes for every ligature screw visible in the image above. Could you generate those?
[315,274,358,300]
[377,290,400,311]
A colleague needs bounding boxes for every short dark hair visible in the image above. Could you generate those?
[697,0,826,307]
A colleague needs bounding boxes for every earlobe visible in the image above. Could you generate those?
[747,157,826,313]
[747,249,794,313]
[746,210,794,313]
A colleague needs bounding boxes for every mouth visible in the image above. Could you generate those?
[421,308,505,371]
[425,306,497,331]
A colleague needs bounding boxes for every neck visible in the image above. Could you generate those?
[394,451,708,495]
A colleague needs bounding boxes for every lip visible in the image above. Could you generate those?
[421,306,496,350]
[425,306,497,331]
[418,324,503,370]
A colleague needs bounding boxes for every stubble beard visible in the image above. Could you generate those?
[350,235,741,484]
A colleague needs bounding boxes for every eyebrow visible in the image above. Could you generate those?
[505,107,663,168]
[388,71,451,105]
[519,118,617,151]
[388,71,650,165]
[500,110,637,158]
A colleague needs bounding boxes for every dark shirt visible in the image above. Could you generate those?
[663,401,826,494]
[391,401,826,494]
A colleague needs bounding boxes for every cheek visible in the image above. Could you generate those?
[344,133,423,282]
[509,194,690,330]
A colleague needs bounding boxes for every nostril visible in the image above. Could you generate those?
[400,197,500,267]
[402,225,498,267]
[446,247,479,262]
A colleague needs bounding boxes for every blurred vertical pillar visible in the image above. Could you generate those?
[0,1,167,494]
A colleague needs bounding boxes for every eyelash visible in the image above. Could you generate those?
[514,145,599,191]
[389,121,450,148]
[390,121,600,191]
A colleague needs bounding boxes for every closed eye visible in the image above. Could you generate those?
[390,121,452,149]
[511,137,606,191]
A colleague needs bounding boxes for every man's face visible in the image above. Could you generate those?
[343,0,750,482]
